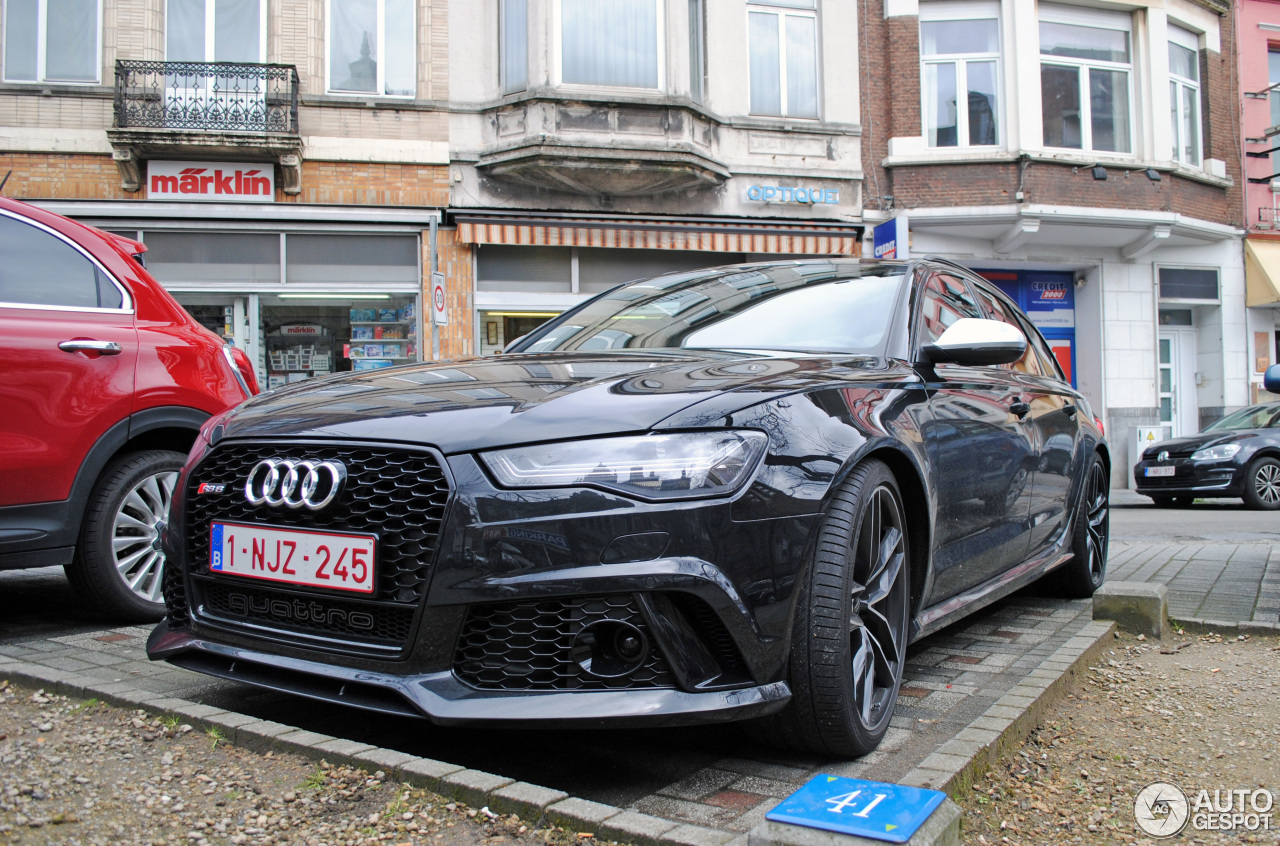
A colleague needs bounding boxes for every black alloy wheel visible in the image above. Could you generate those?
[748,459,910,756]
[1243,457,1280,511]
[1053,454,1109,598]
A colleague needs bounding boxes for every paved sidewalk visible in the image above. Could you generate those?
[1110,540,1280,625]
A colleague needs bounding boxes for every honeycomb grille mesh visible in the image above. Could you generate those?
[200,579,415,645]
[183,441,450,651]
[453,596,676,691]
[161,557,189,629]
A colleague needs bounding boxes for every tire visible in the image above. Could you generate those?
[1242,457,1280,511]
[747,459,910,757]
[1052,453,1109,598]
[65,449,184,622]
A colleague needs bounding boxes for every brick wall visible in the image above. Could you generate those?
[425,227,475,360]
[859,0,1242,228]
[0,153,137,200]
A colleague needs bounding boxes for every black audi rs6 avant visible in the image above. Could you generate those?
[149,258,1110,756]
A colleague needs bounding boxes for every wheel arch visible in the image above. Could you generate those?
[861,446,932,622]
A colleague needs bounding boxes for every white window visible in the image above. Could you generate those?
[920,5,1000,148]
[559,0,662,90]
[1039,5,1132,154]
[748,0,818,119]
[328,0,416,97]
[166,0,264,62]
[3,0,100,83]
[500,0,527,95]
[1168,25,1200,167]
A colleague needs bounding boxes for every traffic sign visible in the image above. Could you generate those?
[766,775,946,843]
[431,272,448,326]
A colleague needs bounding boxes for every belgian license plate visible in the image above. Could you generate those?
[1145,466,1176,478]
[209,522,376,594]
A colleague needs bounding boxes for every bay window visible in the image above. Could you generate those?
[500,0,528,94]
[920,7,1000,148]
[1039,7,1132,154]
[328,0,416,97]
[3,0,99,83]
[748,0,818,119]
[560,0,661,89]
[1168,25,1200,167]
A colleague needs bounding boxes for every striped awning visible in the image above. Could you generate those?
[454,214,861,256]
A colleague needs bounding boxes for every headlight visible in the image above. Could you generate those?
[481,431,768,501]
[1190,443,1241,461]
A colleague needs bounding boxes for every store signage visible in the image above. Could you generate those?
[1024,278,1075,328]
[745,185,839,205]
[430,272,448,326]
[873,217,909,260]
[147,160,275,203]
[280,324,324,335]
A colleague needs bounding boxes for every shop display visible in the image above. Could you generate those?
[266,324,335,386]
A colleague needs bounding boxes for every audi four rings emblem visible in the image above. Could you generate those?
[244,459,347,510]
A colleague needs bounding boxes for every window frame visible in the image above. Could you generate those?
[1038,6,1135,156]
[1168,25,1202,168]
[164,0,267,63]
[0,209,133,313]
[551,0,666,93]
[2,0,103,84]
[919,3,1002,149]
[325,0,417,99]
[746,0,821,120]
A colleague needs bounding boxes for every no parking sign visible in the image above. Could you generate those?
[766,775,946,843]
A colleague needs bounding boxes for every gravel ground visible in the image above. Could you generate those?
[0,679,626,846]
[960,630,1280,844]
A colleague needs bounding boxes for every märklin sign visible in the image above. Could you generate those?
[147,161,275,202]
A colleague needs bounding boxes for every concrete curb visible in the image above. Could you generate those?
[0,618,1118,846]
[1168,617,1280,634]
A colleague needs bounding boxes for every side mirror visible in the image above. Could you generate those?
[1265,363,1280,395]
[922,318,1028,367]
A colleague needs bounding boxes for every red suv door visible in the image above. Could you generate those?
[0,209,140,507]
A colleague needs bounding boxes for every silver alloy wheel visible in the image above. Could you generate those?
[1255,463,1280,505]
[111,470,178,603]
[849,484,909,731]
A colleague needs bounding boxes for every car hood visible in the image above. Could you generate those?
[216,350,906,454]
[1142,431,1250,459]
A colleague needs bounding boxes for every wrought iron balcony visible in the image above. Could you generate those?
[113,60,299,134]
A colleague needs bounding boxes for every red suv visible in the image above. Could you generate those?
[0,197,258,620]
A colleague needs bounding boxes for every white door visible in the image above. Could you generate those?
[1158,328,1198,438]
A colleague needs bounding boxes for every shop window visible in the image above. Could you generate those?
[1039,6,1132,154]
[500,0,527,94]
[1168,26,1200,167]
[143,231,280,284]
[1158,268,1218,301]
[285,234,418,284]
[0,214,120,309]
[747,0,818,119]
[920,7,1000,148]
[560,0,661,89]
[327,0,415,97]
[3,0,100,83]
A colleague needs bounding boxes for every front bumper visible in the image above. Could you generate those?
[147,626,791,727]
[1132,458,1244,498]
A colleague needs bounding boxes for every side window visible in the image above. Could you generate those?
[0,214,116,309]
[1016,311,1065,382]
[972,284,1041,375]
[918,272,982,345]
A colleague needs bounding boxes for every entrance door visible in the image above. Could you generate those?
[1158,328,1198,438]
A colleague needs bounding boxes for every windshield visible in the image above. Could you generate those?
[1204,404,1280,431]
[518,262,906,355]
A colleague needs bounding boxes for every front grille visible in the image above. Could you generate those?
[183,441,451,652]
[162,558,189,629]
[201,580,415,646]
[453,595,676,691]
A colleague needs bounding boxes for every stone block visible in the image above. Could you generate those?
[1092,581,1169,638]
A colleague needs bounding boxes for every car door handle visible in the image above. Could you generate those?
[59,340,122,355]
[1010,399,1031,419]
[1063,403,1078,417]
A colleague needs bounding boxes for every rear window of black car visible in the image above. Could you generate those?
[518,262,906,355]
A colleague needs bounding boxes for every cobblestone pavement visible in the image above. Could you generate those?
[1109,541,1280,625]
[0,565,1094,833]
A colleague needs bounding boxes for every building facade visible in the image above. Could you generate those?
[0,0,454,388]
[445,0,865,356]
[1239,0,1280,399]
[861,0,1245,487]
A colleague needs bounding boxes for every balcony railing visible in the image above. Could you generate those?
[113,60,300,134]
